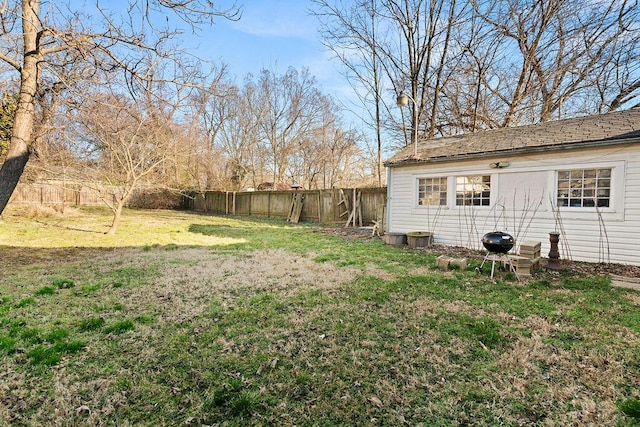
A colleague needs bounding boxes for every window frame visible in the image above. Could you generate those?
[416,176,448,207]
[556,167,612,209]
[553,162,624,214]
[455,174,492,207]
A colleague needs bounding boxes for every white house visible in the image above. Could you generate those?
[384,109,640,266]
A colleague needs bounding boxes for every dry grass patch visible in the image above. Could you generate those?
[97,247,360,323]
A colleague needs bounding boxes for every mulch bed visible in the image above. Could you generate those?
[316,226,640,280]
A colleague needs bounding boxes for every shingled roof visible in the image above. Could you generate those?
[384,108,640,167]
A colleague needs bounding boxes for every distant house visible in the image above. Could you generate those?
[384,109,640,266]
[256,182,304,191]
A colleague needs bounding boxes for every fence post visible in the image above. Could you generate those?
[267,191,271,218]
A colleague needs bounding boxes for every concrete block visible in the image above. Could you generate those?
[521,241,541,250]
[450,258,468,270]
[436,255,452,269]
[505,255,541,277]
[519,241,542,259]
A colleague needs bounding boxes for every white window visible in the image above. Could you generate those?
[557,168,611,208]
[456,175,491,206]
[418,177,447,206]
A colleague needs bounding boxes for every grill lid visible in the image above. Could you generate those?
[482,231,515,253]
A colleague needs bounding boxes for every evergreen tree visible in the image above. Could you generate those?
[0,92,17,162]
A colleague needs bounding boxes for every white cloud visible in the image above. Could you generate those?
[231,0,316,40]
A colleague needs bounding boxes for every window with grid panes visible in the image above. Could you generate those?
[417,177,447,206]
[557,168,611,208]
[455,175,491,206]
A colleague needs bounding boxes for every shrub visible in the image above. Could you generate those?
[126,188,183,209]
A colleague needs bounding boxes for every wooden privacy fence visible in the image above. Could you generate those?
[8,182,120,207]
[9,182,387,225]
[9,183,184,209]
[184,187,387,225]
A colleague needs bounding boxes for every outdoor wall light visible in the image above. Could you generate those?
[489,161,510,169]
[396,93,410,107]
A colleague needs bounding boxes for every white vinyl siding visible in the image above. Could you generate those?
[387,144,639,266]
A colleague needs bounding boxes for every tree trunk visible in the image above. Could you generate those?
[106,200,124,235]
[0,0,40,215]
[0,141,30,214]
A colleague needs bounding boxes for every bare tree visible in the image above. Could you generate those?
[314,0,469,145]
[469,0,640,124]
[0,0,240,215]
[321,127,363,189]
[313,0,389,185]
[440,9,505,132]
[198,77,267,191]
[189,66,366,191]
[256,67,325,187]
[315,0,640,147]
[288,97,363,189]
[70,72,184,234]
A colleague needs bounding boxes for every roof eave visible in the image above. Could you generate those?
[384,136,640,168]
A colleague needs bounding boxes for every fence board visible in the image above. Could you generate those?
[184,188,387,225]
[8,183,120,207]
[11,183,388,226]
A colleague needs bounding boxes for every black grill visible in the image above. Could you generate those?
[482,231,515,254]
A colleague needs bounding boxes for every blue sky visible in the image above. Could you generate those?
[66,0,365,128]
[184,0,351,100]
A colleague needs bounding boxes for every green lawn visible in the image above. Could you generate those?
[1,206,639,426]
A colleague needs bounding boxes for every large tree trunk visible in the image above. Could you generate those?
[0,140,30,214]
[0,0,40,215]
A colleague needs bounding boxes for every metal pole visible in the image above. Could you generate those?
[412,101,418,157]
[397,92,419,157]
